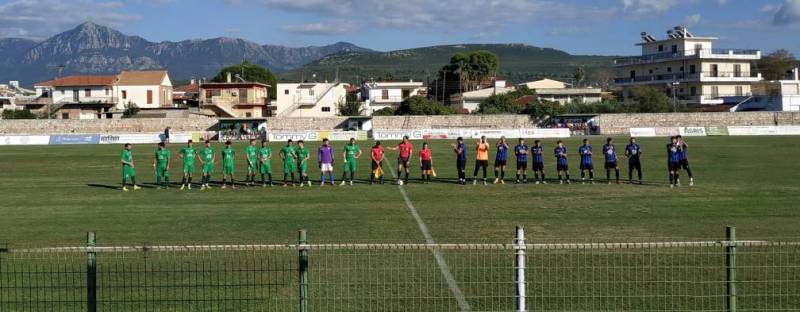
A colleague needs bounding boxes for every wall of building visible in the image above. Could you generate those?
[116,85,169,109]
[274,83,347,117]
[594,112,800,134]
[48,87,114,104]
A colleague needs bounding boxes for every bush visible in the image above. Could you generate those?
[338,101,364,116]
[478,93,522,114]
[123,103,140,118]
[395,96,454,115]
[1,109,37,119]
[372,107,396,116]
[623,85,671,113]
[522,101,564,120]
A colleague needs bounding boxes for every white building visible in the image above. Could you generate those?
[274,82,351,117]
[32,75,118,119]
[0,81,35,112]
[614,26,762,105]
[735,68,800,112]
[517,78,567,90]
[360,81,425,115]
[116,70,173,109]
[452,81,516,113]
[517,78,604,105]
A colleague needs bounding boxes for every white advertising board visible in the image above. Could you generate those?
[629,128,657,137]
[468,129,521,139]
[678,127,707,137]
[318,131,368,141]
[0,135,50,146]
[99,132,198,144]
[728,126,800,136]
[268,131,320,142]
[518,128,571,138]
[371,130,424,141]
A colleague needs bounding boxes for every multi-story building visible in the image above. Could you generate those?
[614,26,762,105]
[360,81,425,115]
[116,70,173,109]
[274,82,351,117]
[31,75,118,119]
[199,75,270,118]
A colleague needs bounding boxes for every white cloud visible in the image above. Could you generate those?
[622,0,679,16]
[773,0,800,25]
[281,20,357,35]
[258,0,616,36]
[683,14,702,26]
[0,0,141,40]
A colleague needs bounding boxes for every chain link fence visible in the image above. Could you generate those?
[1,227,799,311]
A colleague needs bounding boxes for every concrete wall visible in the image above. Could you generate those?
[3,112,800,135]
[0,117,217,135]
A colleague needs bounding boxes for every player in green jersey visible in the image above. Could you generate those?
[280,139,297,187]
[152,142,171,189]
[120,143,141,191]
[296,140,311,187]
[198,140,215,190]
[221,140,236,189]
[244,139,259,186]
[258,139,273,187]
[179,140,198,190]
[340,137,362,186]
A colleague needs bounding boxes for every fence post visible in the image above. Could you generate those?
[298,230,309,312]
[515,225,526,312]
[725,226,737,312]
[86,232,97,312]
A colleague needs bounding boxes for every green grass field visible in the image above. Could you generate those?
[1,136,800,311]
[1,136,799,247]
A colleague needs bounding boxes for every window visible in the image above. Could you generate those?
[658,45,664,52]
[284,89,289,95]
[667,67,672,73]
[382,89,389,100]
[671,45,678,53]
[649,69,653,74]
[689,65,696,74]
[690,87,697,96]
[710,86,719,97]
[147,90,153,104]
[61,113,69,119]
[61,90,65,95]
[105,88,109,96]
[245,112,252,117]
[680,66,684,72]
[85,89,91,97]
[734,64,742,77]
[735,86,743,96]
[321,107,331,112]
[121,90,127,99]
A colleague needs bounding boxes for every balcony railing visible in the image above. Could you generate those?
[369,95,408,103]
[56,97,117,104]
[615,71,760,84]
[614,48,761,66]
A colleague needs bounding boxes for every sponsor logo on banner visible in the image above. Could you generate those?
[98,133,197,144]
[470,129,520,139]
[519,128,571,138]
[0,135,51,146]
[728,126,800,136]
[422,129,466,140]
[629,128,657,137]
[775,126,800,135]
[322,131,361,141]
[269,131,320,142]
[372,130,423,140]
[706,126,729,136]
[49,134,100,145]
[679,127,707,136]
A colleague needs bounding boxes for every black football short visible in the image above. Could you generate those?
[494,159,507,167]
[580,163,593,170]
[605,161,618,170]
[421,160,432,170]
[517,162,528,171]
[533,162,544,171]
[456,158,466,171]
[557,164,569,171]
[668,161,680,172]
[476,160,489,168]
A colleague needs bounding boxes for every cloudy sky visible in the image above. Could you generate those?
[1,0,799,55]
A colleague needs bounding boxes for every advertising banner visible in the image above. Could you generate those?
[678,127,707,137]
[0,135,51,146]
[268,131,320,142]
[320,131,367,141]
[727,126,777,136]
[49,134,100,145]
[468,129,520,139]
[371,130,424,141]
[706,126,729,136]
[518,128,571,138]
[629,128,657,137]
[421,129,468,140]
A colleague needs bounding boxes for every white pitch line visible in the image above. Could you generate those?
[390,170,471,311]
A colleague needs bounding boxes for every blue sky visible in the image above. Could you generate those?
[1,0,799,56]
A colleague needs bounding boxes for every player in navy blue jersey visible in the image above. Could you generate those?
[531,140,546,184]
[451,137,468,185]
[554,140,570,184]
[676,135,694,186]
[493,136,510,184]
[577,139,594,184]
[602,138,621,184]
[625,137,643,184]
[667,136,681,188]
[514,138,530,184]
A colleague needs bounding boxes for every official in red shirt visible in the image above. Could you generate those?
[388,135,414,184]
[419,142,434,184]
[370,141,385,184]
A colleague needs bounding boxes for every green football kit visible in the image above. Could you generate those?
[200,147,214,174]
[259,147,272,174]
[180,147,197,174]
[121,149,135,179]
[343,143,359,172]
[154,148,170,177]
[222,148,235,175]
[245,146,258,173]
[281,146,296,174]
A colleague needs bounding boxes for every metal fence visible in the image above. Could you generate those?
[1,227,799,311]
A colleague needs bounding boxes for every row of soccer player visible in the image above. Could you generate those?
[118,135,695,190]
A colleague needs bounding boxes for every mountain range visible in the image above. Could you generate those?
[0,22,617,87]
[0,22,372,85]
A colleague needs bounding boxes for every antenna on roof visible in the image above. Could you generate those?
[640,32,656,43]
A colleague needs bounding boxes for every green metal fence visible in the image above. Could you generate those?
[1,227,799,311]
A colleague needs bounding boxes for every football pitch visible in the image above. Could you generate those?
[1,135,799,247]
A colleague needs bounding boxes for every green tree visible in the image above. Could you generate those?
[623,85,671,113]
[372,107,396,116]
[758,49,798,81]
[522,101,564,120]
[573,66,586,87]
[478,94,521,114]
[213,61,278,99]
[395,95,454,115]
[468,50,499,83]
[122,103,140,118]
[1,109,36,119]
[337,100,364,116]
